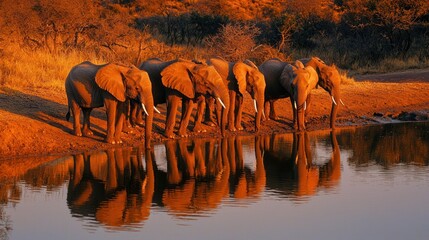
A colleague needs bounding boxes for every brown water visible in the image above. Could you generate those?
[1,122,429,240]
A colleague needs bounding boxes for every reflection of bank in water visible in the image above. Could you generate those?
[338,122,429,167]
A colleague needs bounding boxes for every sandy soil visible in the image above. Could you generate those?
[1,69,428,160]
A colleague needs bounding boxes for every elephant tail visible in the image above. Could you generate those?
[66,107,71,121]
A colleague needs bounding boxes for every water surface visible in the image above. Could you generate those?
[1,122,428,240]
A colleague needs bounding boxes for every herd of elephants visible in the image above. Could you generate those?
[65,56,343,148]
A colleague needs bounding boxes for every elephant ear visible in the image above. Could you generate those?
[320,64,340,90]
[95,63,126,102]
[134,69,152,92]
[161,61,195,98]
[232,62,248,95]
[294,60,305,69]
[279,64,296,91]
[243,59,258,68]
[305,66,319,87]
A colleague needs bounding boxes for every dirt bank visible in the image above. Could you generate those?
[1,69,429,160]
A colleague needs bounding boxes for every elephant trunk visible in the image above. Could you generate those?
[217,88,230,137]
[296,93,307,132]
[140,95,154,149]
[254,93,265,132]
[330,88,341,129]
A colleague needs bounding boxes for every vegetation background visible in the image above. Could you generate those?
[0,0,428,91]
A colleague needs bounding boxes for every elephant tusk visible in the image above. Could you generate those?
[294,101,297,109]
[141,103,149,116]
[217,97,226,109]
[340,99,345,106]
[253,99,258,113]
[304,101,307,111]
[331,96,337,106]
[153,106,161,114]
[262,110,266,119]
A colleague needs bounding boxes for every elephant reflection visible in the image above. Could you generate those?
[158,139,229,214]
[155,136,266,217]
[262,131,341,199]
[67,147,155,228]
[226,136,266,199]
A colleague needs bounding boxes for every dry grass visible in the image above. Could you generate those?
[2,41,428,92]
[0,45,107,91]
[375,56,429,73]
[339,69,355,85]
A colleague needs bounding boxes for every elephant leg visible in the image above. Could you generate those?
[131,101,144,127]
[269,100,279,120]
[193,95,206,133]
[203,97,217,127]
[114,101,126,144]
[82,107,93,136]
[165,95,179,138]
[178,99,194,137]
[122,100,133,134]
[70,100,82,136]
[228,91,237,131]
[235,95,244,131]
[104,99,117,144]
[130,101,137,126]
[136,105,144,126]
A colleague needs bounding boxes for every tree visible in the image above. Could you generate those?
[204,23,260,61]
[341,0,429,57]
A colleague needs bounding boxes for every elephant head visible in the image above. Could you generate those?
[233,60,266,132]
[304,57,343,129]
[133,70,154,149]
[95,64,154,146]
[95,64,141,102]
[161,61,230,136]
[280,61,318,131]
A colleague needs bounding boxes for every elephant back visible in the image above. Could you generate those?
[66,61,105,108]
[139,59,178,105]
[279,64,296,93]
[207,58,229,80]
[259,59,290,99]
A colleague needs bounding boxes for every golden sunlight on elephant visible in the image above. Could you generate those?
[301,57,343,129]
[259,59,318,131]
[140,59,230,138]
[202,57,266,132]
[65,62,154,147]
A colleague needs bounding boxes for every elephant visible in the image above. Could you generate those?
[301,57,343,128]
[259,59,318,131]
[202,57,266,132]
[65,61,154,147]
[262,57,343,129]
[140,58,230,138]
